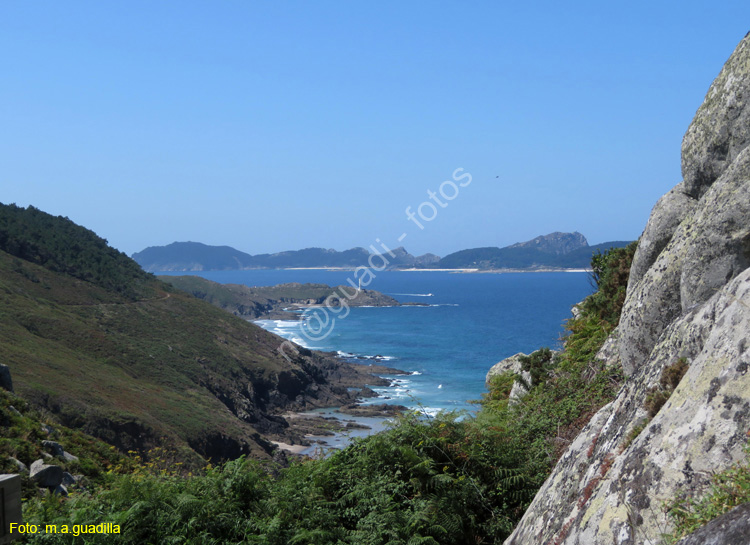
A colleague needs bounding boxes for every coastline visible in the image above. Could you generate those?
[279,267,590,273]
[156,266,592,274]
[266,345,412,456]
[273,408,398,457]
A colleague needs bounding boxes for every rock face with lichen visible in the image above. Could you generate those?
[505,33,750,545]
[485,353,533,403]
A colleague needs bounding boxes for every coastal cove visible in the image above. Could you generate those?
[159,269,594,415]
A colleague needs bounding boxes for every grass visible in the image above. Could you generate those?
[0,387,136,499]
[663,438,750,543]
[162,275,398,318]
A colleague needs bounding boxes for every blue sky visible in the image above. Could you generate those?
[2,2,749,257]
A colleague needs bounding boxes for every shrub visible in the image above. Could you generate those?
[644,358,690,417]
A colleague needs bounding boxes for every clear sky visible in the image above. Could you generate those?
[2,2,749,257]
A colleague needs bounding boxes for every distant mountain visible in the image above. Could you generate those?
[133,242,438,271]
[133,233,631,272]
[507,231,588,255]
[247,247,371,269]
[437,232,633,270]
[132,241,253,271]
[382,247,440,269]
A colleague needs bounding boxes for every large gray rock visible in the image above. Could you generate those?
[0,363,13,392]
[62,451,79,463]
[30,459,64,488]
[486,353,532,402]
[505,33,750,545]
[619,33,750,377]
[9,457,27,473]
[42,440,65,458]
[61,472,77,486]
[507,269,750,545]
[627,182,697,288]
[677,503,750,545]
[682,33,750,199]
[619,145,750,375]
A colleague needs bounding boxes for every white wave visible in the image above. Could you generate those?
[410,371,422,376]
[255,319,300,330]
[428,303,459,307]
[359,354,397,362]
[389,293,434,297]
[254,319,319,350]
[415,407,442,418]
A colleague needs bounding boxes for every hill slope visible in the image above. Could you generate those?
[0,204,373,463]
[131,241,253,272]
[162,276,400,319]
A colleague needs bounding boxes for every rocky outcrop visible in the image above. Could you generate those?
[0,363,13,392]
[30,459,63,488]
[42,440,65,458]
[619,33,750,376]
[626,182,698,287]
[506,33,750,545]
[486,353,532,402]
[682,35,750,199]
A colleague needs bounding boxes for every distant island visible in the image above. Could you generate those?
[134,232,632,272]
[438,232,633,270]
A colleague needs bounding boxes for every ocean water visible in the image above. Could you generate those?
[162,269,593,415]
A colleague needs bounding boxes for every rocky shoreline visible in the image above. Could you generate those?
[266,350,411,456]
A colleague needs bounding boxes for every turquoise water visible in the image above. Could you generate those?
[161,270,592,414]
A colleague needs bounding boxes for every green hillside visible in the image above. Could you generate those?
[0,204,360,464]
[161,276,399,319]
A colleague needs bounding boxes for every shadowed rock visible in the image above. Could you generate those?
[676,503,750,545]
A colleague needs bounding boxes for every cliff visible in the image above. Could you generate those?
[506,33,750,545]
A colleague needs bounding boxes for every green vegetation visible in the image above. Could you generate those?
[644,357,689,418]
[21,413,536,544]
[0,387,134,499]
[0,203,155,300]
[162,275,398,319]
[14,243,638,544]
[663,439,750,543]
[0,204,358,465]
